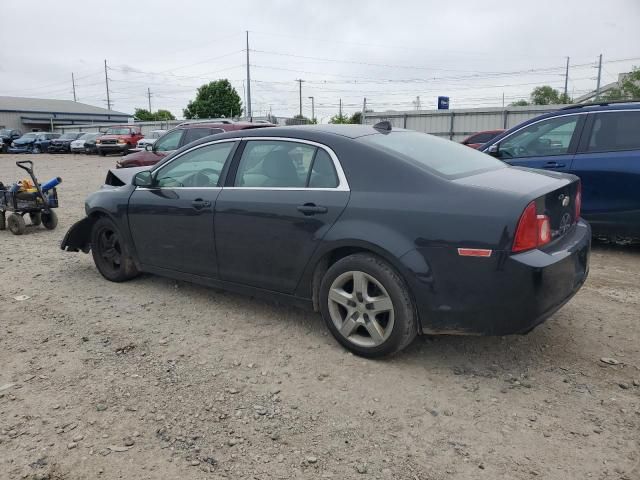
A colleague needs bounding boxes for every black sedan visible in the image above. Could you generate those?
[61,123,590,357]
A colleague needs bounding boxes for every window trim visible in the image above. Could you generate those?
[225,137,349,192]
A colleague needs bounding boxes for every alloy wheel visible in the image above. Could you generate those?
[98,228,122,270]
[327,270,395,348]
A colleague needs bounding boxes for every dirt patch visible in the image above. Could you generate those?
[1,154,639,479]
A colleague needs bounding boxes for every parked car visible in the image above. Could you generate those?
[482,100,640,239]
[0,128,22,153]
[96,126,143,156]
[116,121,274,168]
[134,130,167,151]
[48,132,85,153]
[70,133,101,154]
[8,132,60,154]
[61,123,589,357]
[461,129,504,149]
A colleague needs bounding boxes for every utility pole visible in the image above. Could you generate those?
[147,87,152,112]
[71,73,77,102]
[361,97,366,124]
[308,96,315,122]
[339,98,342,118]
[563,56,570,102]
[295,79,304,117]
[104,59,111,111]
[245,31,252,119]
[595,54,603,101]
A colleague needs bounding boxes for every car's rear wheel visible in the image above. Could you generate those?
[90,217,140,282]
[319,253,417,357]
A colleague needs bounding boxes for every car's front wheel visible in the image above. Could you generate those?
[32,145,41,154]
[319,253,417,357]
[90,217,140,282]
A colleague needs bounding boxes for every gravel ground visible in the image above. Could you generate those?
[1,153,639,480]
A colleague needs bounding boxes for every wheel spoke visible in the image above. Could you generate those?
[352,271,367,300]
[329,288,353,308]
[365,318,385,344]
[367,295,393,315]
[340,314,358,337]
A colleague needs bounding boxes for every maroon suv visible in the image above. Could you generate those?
[116,120,274,168]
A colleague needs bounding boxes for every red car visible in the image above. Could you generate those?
[116,120,274,168]
[461,129,505,149]
[96,125,144,156]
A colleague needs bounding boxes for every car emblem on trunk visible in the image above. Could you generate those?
[558,212,572,235]
[559,194,571,207]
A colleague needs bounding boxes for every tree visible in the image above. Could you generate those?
[510,99,530,107]
[530,86,571,105]
[134,108,176,121]
[285,114,312,125]
[601,67,640,101]
[183,80,242,119]
[329,113,350,124]
[349,112,362,124]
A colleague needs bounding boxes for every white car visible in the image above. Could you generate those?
[134,130,167,151]
[70,132,100,154]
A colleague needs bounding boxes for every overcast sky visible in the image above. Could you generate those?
[1,0,639,121]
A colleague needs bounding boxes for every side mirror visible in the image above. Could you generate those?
[145,144,153,152]
[133,170,154,187]
[487,144,499,157]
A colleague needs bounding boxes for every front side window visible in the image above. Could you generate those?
[154,129,183,152]
[498,115,579,159]
[586,111,640,153]
[234,140,322,188]
[154,142,236,188]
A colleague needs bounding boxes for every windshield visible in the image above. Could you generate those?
[60,133,80,140]
[151,130,166,139]
[105,127,132,135]
[358,131,506,178]
[79,133,97,140]
[0,129,11,136]
[20,133,38,140]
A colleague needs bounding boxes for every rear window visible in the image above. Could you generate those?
[359,131,505,178]
[468,132,499,144]
[182,127,224,145]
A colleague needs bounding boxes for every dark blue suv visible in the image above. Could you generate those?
[482,101,640,239]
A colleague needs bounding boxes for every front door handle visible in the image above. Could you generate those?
[192,199,212,210]
[297,203,328,216]
[543,161,565,169]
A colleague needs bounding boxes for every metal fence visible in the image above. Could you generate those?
[362,105,565,142]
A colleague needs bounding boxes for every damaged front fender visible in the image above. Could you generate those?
[60,217,94,253]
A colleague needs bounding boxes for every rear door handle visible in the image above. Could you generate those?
[543,161,565,168]
[297,203,328,215]
[192,199,212,210]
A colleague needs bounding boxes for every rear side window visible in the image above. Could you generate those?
[182,127,224,146]
[359,131,505,178]
[587,111,640,153]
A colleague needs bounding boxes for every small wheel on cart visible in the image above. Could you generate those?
[0,211,6,231]
[29,212,42,226]
[41,210,58,230]
[7,213,26,235]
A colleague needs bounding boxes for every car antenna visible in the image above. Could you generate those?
[373,121,392,133]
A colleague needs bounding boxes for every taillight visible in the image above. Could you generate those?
[512,201,552,252]
[575,181,582,221]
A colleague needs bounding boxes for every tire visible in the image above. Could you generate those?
[90,217,140,282]
[29,212,42,226]
[41,210,58,230]
[32,145,41,154]
[99,149,106,157]
[319,253,417,358]
[7,214,26,235]
[0,212,5,230]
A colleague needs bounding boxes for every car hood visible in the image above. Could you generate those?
[454,165,573,198]
[14,138,35,145]
[70,139,85,146]
[105,165,151,186]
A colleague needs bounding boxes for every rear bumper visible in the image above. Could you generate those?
[404,220,591,335]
